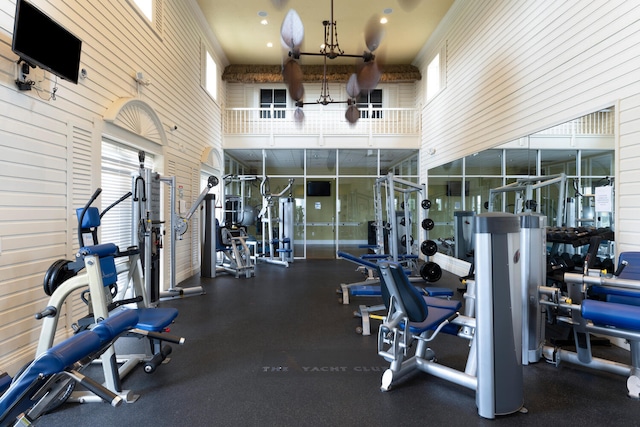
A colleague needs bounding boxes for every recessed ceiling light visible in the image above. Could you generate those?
[258,11,268,17]
[261,19,268,25]
[380,17,388,24]
[383,8,393,14]
[267,42,273,48]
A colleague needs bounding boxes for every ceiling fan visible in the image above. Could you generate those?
[279,0,385,124]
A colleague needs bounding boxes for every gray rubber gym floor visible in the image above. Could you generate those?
[40,259,639,426]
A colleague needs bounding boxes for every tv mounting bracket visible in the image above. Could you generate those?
[15,58,34,91]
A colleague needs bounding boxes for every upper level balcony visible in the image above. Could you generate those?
[223,106,421,149]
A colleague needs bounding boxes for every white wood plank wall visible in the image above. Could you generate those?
[417,0,640,252]
[0,0,224,374]
[1,0,640,377]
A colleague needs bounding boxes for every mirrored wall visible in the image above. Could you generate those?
[427,109,615,265]
[223,148,419,258]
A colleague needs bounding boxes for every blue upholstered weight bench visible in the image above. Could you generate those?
[0,310,139,425]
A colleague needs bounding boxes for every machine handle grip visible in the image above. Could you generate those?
[35,306,57,320]
[77,371,123,407]
[614,260,628,276]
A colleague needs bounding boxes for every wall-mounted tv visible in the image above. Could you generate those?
[307,181,331,197]
[446,180,470,197]
[12,0,82,84]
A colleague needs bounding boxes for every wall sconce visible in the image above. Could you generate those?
[134,71,150,86]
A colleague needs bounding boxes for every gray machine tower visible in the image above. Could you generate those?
[474,212,525,418]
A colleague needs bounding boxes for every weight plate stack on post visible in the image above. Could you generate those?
[419,197,440,282]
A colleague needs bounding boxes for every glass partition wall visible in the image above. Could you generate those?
[428,109,615,265]
[224,149,419,259]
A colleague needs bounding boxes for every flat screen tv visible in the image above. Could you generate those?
[446,180,470,197]
[12,0,82,84]
[307,181,331,197]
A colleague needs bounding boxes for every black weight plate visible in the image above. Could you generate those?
[420,239,437,256]
[421,218,435,231]
[43,259,68,296]
[420,261,442,283]
[47,260,76,296]
[421,199,432,209]
[400,235,414,247]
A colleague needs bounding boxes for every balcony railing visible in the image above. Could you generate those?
[537,110,614,135]
[224,107,420,136]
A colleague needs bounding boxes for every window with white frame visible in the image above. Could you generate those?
[356,89,382,118]
[426,53,441,101]
[426,42,446,102]
[128,0,163,35]
[260,89,287,119]
[101,140,155,255]
[133,0,153,20]
[205,50,218,100]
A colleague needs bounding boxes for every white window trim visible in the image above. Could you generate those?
[426,41,447,103]
[126,0,163,39]
[201,40,219,104]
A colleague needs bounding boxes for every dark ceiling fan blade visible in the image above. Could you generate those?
[270,0,289,10]
[356,61,382,92]
[398,0,421,12]
[346,73,360,99]
[282,59,305,101]
[364,14,385,52]
[280,9,304,50]
[345,105,360,124]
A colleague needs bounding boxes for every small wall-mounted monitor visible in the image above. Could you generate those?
[307,181,331,197]
[446,180,470,197]
[12,0,82,84]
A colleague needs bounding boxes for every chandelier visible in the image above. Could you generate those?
[280,0,385,124]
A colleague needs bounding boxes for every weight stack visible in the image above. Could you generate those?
[474,212,524,419]
[201,194,216,278]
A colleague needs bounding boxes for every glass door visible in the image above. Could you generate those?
[305,178,336,258]
[337,177,377,257]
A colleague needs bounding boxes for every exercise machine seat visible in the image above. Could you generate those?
[379,262,458,334]
[618,252,640,280]
[581,299,640,330]
[134,307,179,332]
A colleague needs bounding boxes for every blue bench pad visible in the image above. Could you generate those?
[350,285,382,296]
[582,299,640,330]
[135,307,179,332]
[590,285,640,307]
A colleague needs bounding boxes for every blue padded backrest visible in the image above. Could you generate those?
[380,262,428,323]
[99,256,117,287]
[0,331,102,421]
[79,244,118,287]
[336,251,378,270]
[77,207,101,228]
[618,252,640,281]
